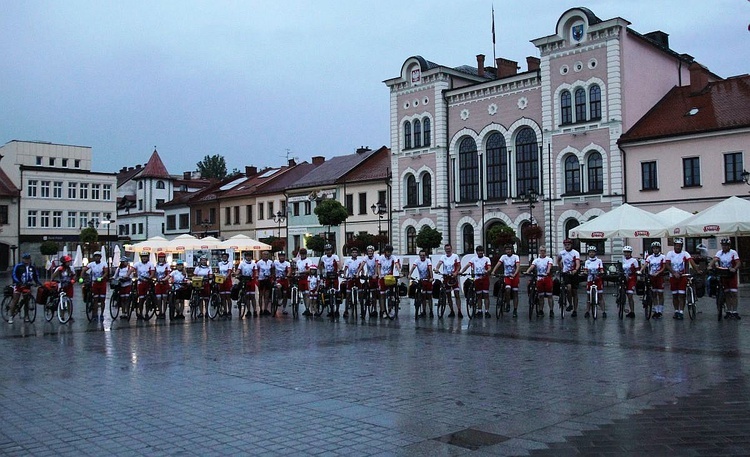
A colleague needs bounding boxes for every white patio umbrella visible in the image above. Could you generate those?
[124,236,173,253]
[218,234,272,251]
[169,234,222,252]
[112,245,122,266]
[568,203,670,239]
[668,196,750,237]
[100,245,107,260]
[73,245,84,268]
[656,207,693,229]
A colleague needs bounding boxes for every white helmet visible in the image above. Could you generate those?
[622,246,633,253]
[673,238,684,245]
[651,241,661,248]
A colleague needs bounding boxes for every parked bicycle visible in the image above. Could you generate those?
[382,274,400,320]
[524,273,541,320]
[1,284,37,324]
[44,281,74,324]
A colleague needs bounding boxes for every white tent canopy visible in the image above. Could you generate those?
[668,196,750,237]
[218,234,272,251]
[124,236,173,253]
[168,234,222,252]
[656,207,693,227]
[568,203,670,239]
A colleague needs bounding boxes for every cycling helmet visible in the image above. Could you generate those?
[140,252,149,257]
[673,238,684,245]
[350,247,359,253]
[175,260,184,266]
[622,246,633,253]
[278,251,286,256]
[475,245,484,252]
[244,251,252,256]
[21,253,31,259]
[563,238,573,244]
[650,241,661,248]
[200,255,208,260]
[366,245,375,251]
[720,238,731,245]
[120,256,130,263]
[93,252,102,257]
[587,246,597,252]
[221,251,229,256]
[157,252,166,258]
[60,255,72,263]
[324,244,332,250]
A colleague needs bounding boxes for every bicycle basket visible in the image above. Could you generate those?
[384,275,397,287]
[36,286,49,304]
[398,282,408,297]
[3,285,13,297]
[191,277,205,288]
[214,274,226,284]
[432,279,443,299]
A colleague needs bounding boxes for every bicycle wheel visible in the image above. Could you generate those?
[466,293,476,319]
[686,286,696,320]
[616,289,625,320]
[496,292,504,319]
[349,288,358,319]
[58,296,72,324]
[717,288,725,321]
[313,295,324,317]
[591,288,598,320]
[1,296,11,322]
[144,295,158,320]
[437,290,446,318]
[126,294,136,320]
[291,288,300,318]
[528,287,536,320]
[85,298,95,322]
[559,289,566,319]
[327,289,336,317]
[270,288,279,317]
[384,291,396,320]
[24,296,37,323]
[109,294,120,319]
[166,291,175,319]
[207,293,220,319]
[190,294,200,319]
[644,294,652,320]
[414,292,422,319]
[45,298,55,322]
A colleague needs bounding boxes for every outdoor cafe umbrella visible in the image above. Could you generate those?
[112,245,121,266]
[217,234,272,251]
[123,236,173,253]
[656,207,693,227]
[168,235,222,252]
[568,203,670,239]
[668,196,750,237]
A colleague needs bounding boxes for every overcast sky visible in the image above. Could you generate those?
[1,0,747,175]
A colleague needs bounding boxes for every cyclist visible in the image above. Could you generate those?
[236,251,257,317]
[8,253,42,324]
[666,238,700,320]
[461,245,492,317]
[168,260,189,319]
[642,241,667,319]
[308,265,320,311]
[255,250,274,316]
[193,255,213,317]
[81,252,108,321]
[111,257,134,319]
[376,245,401,318]
[583,246,605,318]
[433,244,462,318]
[525,246,554,317]
[133,252,155,320]
[273,251,291,315]
[557,239,581,317]
[51,255,77,322]
[709,238,741,319]
[152,253,171,319]
[491,244,521,317]
[341,248,364,318]
[621,246,639,318]
[294,248,315,316]
[216,251,234,317]
[318,244,340,317]
[358,245,380,317]
[408,249,433,318]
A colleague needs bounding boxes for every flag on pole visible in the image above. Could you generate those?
[492,5,496,46]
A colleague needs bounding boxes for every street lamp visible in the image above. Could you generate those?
[371,202,387,251]
[522,189,539,258]
[742,169,750,187]
[273,210,286,239]
[201,219,211,238]
[99,219,115,268]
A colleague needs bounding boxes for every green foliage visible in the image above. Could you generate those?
[415,226,442,254]
[196,154,228,179]
[304,234,326,255]
[40,240,59,256]
[314,199,349,227]
[344,233,375,253]
[488,224,517,248]
[259,236,286,253]
[80,227,99,244]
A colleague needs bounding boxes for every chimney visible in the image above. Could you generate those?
[183,171,191,180]
[245,166,258,177]
[495,58,518,78]
[135,164,141,169]
[288,158,296,167]
[644,31,669,49]
[526,56,540,72]
[120,166,127,172]
[476,54,486,77]
[312,156,325,166]
[356,146,371,154]
[689,62,709,93]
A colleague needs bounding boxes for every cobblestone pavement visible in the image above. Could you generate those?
[1,289,749,456]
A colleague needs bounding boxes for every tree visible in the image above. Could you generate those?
[415,226,442,254]
[40,241,59,256]
[259,236,286,253]
[488,224,517,248]
[196,154,228,179]
[314,199,349,244]
[80,227,100,258]
[304,234,326,256]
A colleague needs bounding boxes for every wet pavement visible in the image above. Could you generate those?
[1,289,750,456]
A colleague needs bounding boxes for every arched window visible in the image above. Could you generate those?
[587,152,603,193]
[564,155,581,194]
[515,127,539,197]
[575,88,587,122]
[564,219,581,251]
[422,118,431,147]
[156,180,165,189]
[462,224,474,255]
[404,121,412,149]
[560,90,572,124]
[413,119,422,148]
[486,132,508,199]
[421,173,431,206]
[485,221,507,257]
[589,85,601,120]
[458,137,479,201]
[138,181,143,190]
[406,174,418,206]
[406,226,417,254]
[519,220,531,256]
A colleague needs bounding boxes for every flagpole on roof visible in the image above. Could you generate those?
[492,4,496,65]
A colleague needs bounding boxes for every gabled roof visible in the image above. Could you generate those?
[255,162,319,196]
[0,166,20,197]
[139,149,171,179]
[219,167,287,199]
[286,149,378,190]
[339,146,390,182]
[619,75,750,144]
[116,165,144,187]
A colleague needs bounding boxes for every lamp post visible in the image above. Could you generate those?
[273,210,286,239]
[201,219,211,238]
[99,219,115,269]
[10,245,17,265]
[742,169,750,188]
[371,202,387,251]
[522,188,539,258]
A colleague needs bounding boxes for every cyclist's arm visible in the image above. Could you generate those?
[573,257,581,272]
[459,262,470,274]
[512,260,521,278]
[11,264,22,284]
[731,258,741,272]
[525,264,536,275]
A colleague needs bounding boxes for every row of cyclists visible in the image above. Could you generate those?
[5,237,741,324]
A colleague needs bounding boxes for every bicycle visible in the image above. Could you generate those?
[137,278,158,321]
[166,281,188,319]
[383,274,400,319]
[1,284,37,323]
[82,281,95,322]
[463,273,478,319]
[411,277,431,319]
[587,271,602,320]
[613,271,627,320]
[684,274,698,321]
[361,276,378,319]
[206,276,223,320]
[322,272,339,318]
[711,268,732,321]
[525,273,541,320]
[44,281,73,324]
[189,276,208,319]
[641,274,653,320]
[557,272,576,320]
[289,274,303,319]
[435,278,448,318]
[236,276,254,318]
[494,275,507,319]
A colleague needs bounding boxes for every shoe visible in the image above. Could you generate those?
[120,315,127,320]
[735,313,742,320]
[566,304,573,312]
[7,318,12,324]
[571,310,577,317]
[673,312,680,319]
[505,304,511,313]
[430,312,434,318]
[458,313,464,319]
[334,311,340,317]
[343,311,348,318]
[537,310,544,317]
[326,311,333,317]
[369,311,378,317]
[678,313,684,320]
[253,311,258,317]
[626,311,635,318]
[549,310,554,318]
[157,314,166,320]
[302,310,311,316]
[99,315,104,322]
[584,312,590,318]
[725,312,732,319]
[602,312,607,319]
[419,311,426,317]
[137,315,144,321]
[512,309,518,318]
[485,311,491,318]
[653,312,662,319]
[282,310,289,315]
[448,311,456,317]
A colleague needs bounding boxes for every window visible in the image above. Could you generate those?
[35,156,42,166]
[486,132,508,199]
[724,152,744,183]
[406,175,418,206]
[519,221,531,256]
[404,121,412,149]
[560,90,572,124]
[225,207,231,225]
[156,181,165,189]
[378,190,387,206]
[564,219,581,251]
[209,208,215,224]
[458,137,479,201]
[138,223,144,234]
[167,215,177,230]
[195,209,203,224]
[80,183,88,199]
[67,212,77,228]
[0,205,8,224]
[40,181,50,198]
[40,211,50,228]
[79,212,88,228]
[131,223,136,234]
[564,156,581,194]
[413,120,422,148]
[179,213,189,229]
[138,181,143,190]
[575,88,587,122]
[53,181,63,198]
[292,202,300,217]
[406,226,417,255]
[338,194,350,215]
[74,159,80,168]
[68,182,77,199]
[304,201,311,215]
[293,235,301,252]
[246,205,253,223]
[358,193,367,215]
[92,183,100,200]
[62,158,68,167]
[138,199,143,211]
[515,127,539,196]
[422,174,432,206]
[233,206,240,225]
[156,199,164,207]
[53,211,62,228]
[587,152,603,193]
[103,184,111,201]
[92,212,100,224]
[27,180,38,197]
[641,161,658,190]
[683,157,701,187]
[423,118,431,147]
[48,157,55,166]
[589,85,601,120]
[462,224,474,255]
[28,210,37,227]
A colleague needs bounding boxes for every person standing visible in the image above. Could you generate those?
[557,239,581,317]
[491,244,521,317]
[236,252,257,317]
[7,253,42,324]
[461,246,492,317]
[709,238,741,319]
[621,246,639,318]
[642,241,667,319]
[81,252,109,321]
[666,238,700,320]
[408,249,433,318]
[433,244,462,318]
[525,246,554,317]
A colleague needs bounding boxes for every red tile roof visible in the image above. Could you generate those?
[340,146,390,182]
[139,149,171,179]
[0,166,20,197]
[619,75,750,143]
